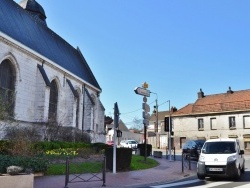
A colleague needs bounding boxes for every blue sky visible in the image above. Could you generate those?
[15,0,250,127]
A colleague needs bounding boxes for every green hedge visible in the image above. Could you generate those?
[0,154,49,173]
[0,141,107,173]
[32,141,91,152]
[105,147,132,171]
[137,144,152,157]
[0,140,11,155]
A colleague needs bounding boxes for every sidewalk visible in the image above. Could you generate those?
[34,149,196,188]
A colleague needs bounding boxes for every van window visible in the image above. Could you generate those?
[202,141,236,154]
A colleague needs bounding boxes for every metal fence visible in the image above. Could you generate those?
[64,156,106,188]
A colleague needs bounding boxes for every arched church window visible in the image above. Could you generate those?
[0,60,15,116]
[48,79,58,122]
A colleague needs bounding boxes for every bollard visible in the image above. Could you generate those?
[102,156,106,187]
[173,147,176,161]
[64,157,69,188]
[182,152,184,173]
[166,146,168,159]
[189,153,191,170]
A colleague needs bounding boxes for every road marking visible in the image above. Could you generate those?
[186,181,231,188]
[150,179,201,188]
[234,183,250,188]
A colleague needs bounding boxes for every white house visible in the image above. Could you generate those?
[0,0,105,142]
[172,88,250,150]
[106,120,143,145]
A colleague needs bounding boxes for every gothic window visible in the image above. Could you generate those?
[0,60,15,116]
[48,80,58,122]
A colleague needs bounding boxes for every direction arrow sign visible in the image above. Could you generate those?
[134,87,150,97]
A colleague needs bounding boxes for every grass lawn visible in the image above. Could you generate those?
[45,155,159,175]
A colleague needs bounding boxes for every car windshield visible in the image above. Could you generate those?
[129,141,137,144]
[202,141,236,154]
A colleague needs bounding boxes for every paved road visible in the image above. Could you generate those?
[144,156,250,188]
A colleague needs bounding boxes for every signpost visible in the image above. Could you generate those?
[134,82,150,161]
[113,102,120,173]
[134,87,150,97]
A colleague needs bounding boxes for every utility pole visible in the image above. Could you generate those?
[151,92,159,148]
[134,82,150,161]
[113,102,120,173]
[168,100,172,161]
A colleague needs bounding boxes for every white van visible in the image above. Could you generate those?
[197,138,245,180]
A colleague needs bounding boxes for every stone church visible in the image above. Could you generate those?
[0,0,105,142]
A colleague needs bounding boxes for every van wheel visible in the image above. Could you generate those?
[197,174,205,180]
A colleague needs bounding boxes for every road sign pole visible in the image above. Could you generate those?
[113,102,120,173]
[134,82,150,161]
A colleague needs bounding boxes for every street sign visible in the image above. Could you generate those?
[143,111,150,119]
[142,103,150,112]
[143,119,149,126]
[134,87,150,97]
[114,102,120,128]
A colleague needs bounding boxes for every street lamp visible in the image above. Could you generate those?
[151,92,158,132]
[150,92,159,148]
[167,100,173,161]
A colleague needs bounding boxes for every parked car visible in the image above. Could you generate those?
[182,140,205,160]
[106,140,114,146]
[197,138,245,180]
[120,140,138,149]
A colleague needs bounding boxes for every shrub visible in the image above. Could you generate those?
[0,154,49,173]
[43,123,91,143]
[33,141,91,152]
[91,142,108,153]
[137,144,152,157]
[0,140,11,155]
[4,126,42,156]
[105,147,132,171]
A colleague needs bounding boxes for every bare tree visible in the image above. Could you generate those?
[130,117,143,133]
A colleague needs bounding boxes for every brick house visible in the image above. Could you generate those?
[0,0,105,142]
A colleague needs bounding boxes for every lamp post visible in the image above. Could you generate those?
[151,92,159,148]
[167,100,172,161]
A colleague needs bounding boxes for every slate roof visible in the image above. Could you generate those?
[173,89,250,116]
[0,0,101,91]
[106,120,130,132]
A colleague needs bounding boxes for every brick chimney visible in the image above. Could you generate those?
[171,106,177,112]
[227,86,234,94]
[198,88,205,99]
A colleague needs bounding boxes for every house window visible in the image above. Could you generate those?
[0,60,15,117]
[210,118,217,130]
[229,116,236,129]
[198,118,204,130]
[48,80,58,122]
[243,115,250,129]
